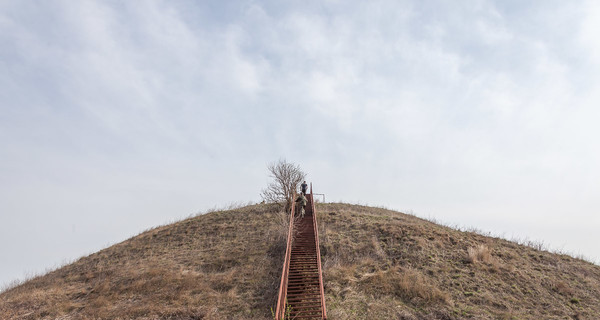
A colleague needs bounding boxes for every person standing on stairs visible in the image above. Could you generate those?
[295,193,307,217]
[301,181,308,195]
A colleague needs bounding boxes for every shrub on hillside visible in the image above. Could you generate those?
[467,244,492,264]
[359,267,450,306]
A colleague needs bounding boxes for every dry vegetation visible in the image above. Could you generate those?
[1,203,600,319]
[0,204,289,320]
[317,203,600,319]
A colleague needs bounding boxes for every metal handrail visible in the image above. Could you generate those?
[311,183,328,319]
[275,197,296,319]
[313,193,326,202]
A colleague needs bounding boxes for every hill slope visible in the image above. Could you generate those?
[1,203,599,319]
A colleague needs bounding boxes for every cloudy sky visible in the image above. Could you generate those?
[2,0,600,288]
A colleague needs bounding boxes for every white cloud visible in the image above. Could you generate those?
[2,0,600,287]
[579,1,600,67]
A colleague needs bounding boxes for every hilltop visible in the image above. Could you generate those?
[1,203,599,319]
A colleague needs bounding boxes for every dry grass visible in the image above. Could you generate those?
[552,280,575,296]
[2,202,600,320]
[359,267,450,305]
[467,244,492,264]
[0,204,288,320]
[317,203,600,319]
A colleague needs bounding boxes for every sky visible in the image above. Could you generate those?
[1,0,600,289]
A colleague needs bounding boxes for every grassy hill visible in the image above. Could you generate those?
[1,203,599,319]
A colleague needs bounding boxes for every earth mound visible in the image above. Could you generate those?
[1,203,599,319]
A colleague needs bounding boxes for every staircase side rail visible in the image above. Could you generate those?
[311,186,328,319]
[275,200,296,319]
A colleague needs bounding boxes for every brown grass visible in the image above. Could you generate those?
[552,280,575,296]
[467,244,492,264]
[2,202,600,320]
[317,203,600,319]
[359,266,450,305]
[0,204,288,320]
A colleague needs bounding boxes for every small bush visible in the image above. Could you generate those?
[552,280,574,296]
[570,297,580,304]
[467,245,492,264]
[359,267,450,305]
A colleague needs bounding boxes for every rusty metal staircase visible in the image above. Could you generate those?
[275,185,327,319]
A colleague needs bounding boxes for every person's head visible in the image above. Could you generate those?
[303,180,306,183]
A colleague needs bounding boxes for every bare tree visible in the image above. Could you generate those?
[261,159,306,212]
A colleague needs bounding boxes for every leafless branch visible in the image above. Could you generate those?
[260,159,306,212]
